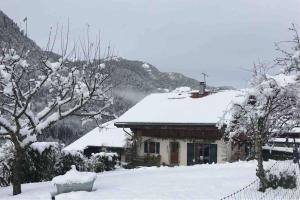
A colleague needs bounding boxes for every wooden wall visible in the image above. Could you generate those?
[131,125,223,140]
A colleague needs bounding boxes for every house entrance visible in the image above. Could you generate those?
[170,142,179,165]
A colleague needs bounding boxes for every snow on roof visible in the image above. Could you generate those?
[269,138,300,143]
[63,120,128,151]
[116,90,242,125]
[291,127,300,132]
[263,146,294,153]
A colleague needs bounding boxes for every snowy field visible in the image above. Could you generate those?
[0,160,298,200]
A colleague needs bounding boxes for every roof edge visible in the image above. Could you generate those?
[114,122,217,128]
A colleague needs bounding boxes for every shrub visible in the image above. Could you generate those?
[266,170,297,190]
[23,142,60,183]
[55,151,88,175]
[0,141,14,187]
[89,152,118,172]
[1,141,120,186]
[144,154,161,166]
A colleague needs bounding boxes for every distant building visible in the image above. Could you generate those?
[63,120,128,162]
[263,128,300,160]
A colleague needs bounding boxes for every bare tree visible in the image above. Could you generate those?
[0,26,115,195]
[274,24,300,73]
[220,26,300,192]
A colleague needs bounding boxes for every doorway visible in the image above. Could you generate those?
[170,142,179,165]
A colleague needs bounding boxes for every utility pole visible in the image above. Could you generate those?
[201,73,208,83]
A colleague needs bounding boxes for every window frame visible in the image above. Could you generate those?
[144,141,160,154]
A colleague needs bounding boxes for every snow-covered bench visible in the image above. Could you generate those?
[51,165,97,199]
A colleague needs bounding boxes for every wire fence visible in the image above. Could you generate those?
[220,160,300,200]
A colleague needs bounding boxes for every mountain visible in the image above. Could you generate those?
[109,59,200,116]
[0,10,233,144]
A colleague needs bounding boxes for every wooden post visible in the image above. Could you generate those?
[293,137,300,170]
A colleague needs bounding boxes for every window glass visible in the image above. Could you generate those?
[144,142,148,153]
[156,142,160,154]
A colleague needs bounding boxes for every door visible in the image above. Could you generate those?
[187,143,195,165]
[209,144,217,164]
[170,142,179,165]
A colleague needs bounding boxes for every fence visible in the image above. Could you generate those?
[220,160,300,200]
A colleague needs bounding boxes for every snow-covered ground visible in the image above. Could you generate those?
[0,160,298,200]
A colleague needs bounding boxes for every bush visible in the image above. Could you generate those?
[266,170,297,190]
[1,141,120,186]
[89,152,118,172]
[144,154,161,166]
[0,141,14,187]
[23,142,60,183]
[55,151,88,175]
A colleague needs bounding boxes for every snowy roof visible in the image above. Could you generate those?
[63,120,128,151]
[291,127,300,133]
[263,146,294,153]
[269,138,300,143]
[115,90,242,126]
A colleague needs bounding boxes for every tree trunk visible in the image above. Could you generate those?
[255,135,268,192]
[12,147,24,195]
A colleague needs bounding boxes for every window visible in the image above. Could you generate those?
[150,142,156,153]
[156,142,160,154]
[187,143,217,165]
[144,141,160,154]
[144,142,149,153]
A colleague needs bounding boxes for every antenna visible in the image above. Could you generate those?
[201,73,208,83]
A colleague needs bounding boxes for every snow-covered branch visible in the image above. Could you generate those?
[0,42,114,147]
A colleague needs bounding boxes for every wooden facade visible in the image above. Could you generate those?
[115,123,232,166]
[132,125,223,140]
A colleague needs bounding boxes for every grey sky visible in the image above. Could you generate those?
[1,0,300,88]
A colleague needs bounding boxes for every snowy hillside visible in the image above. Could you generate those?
[0,9,231,145]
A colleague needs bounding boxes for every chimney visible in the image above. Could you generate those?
[199,81,206,95]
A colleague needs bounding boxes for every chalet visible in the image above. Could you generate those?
[263,128,300,160]
[115,86,244,166]
[63,120,128,162]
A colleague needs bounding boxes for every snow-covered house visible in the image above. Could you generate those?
[64,120,128,162]
[115,89,243,166]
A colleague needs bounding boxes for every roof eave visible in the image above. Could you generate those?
[114,122,217,128]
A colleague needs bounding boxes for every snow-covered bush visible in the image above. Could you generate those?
[1,140,120,186]
[89,152,118,172]
[0,141,14,187]
[1,141,62,185]
[22,142,60,183]
[55,151,88,175]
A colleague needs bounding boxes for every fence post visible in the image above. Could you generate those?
[293,137,300,170]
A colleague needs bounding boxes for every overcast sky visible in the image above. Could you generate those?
[1,0,300,88]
